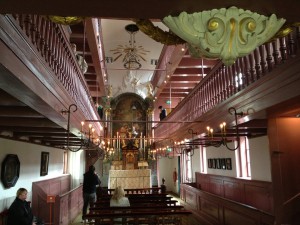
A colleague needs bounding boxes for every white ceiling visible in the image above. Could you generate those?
[101,19,168,98]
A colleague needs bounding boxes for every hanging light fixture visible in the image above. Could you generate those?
[61,104,104,153]
[110,24,149,70]
[174,107,244,151]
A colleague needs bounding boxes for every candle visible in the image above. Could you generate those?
[117,132,119,149]
[81,121,84,132]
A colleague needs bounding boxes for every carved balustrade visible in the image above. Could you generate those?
[7,14,96,122]
[155,27,300,139]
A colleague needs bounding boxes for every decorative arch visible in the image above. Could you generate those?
[111,93,149,142]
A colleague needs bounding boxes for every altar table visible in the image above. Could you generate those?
[108,169,151,189]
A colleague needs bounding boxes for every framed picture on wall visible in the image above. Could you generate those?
[40,152,49,176]
[207,159,212,168]
[226,158,232,170]
[212,159,216,169]
[1,154,20,188]
[220,158,226,170]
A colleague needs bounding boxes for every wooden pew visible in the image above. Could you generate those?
[84,210,192,225]
[98,195,172,201]
[99,187,163,196]
[89,205,185,212]
[0,209,8,225]
[93,199,178,207]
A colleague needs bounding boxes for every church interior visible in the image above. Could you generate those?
[1,1,300,225]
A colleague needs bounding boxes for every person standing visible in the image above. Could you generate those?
[7,188,36,225]
[158,106,167,121]
[82,165,100,222]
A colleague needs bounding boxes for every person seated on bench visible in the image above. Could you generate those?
[110,186,130,207]
[110,186,130,223]
[7,188,43,225]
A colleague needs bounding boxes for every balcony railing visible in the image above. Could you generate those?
[155,26,300,138]
[5,14,99,129]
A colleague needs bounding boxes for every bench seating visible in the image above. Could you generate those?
[99,187,163,196]
[93,199,178,207]
[84,210,192,225]
[89,205,185,212]
[98,195,172,201]
[0,209,8,225]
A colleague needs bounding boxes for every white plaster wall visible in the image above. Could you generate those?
[201,136,271,182]
[158,156,179,194]
[0,138,64,211]
[249,136,271,181]
[205,145,237,177]
[191,147,201,181]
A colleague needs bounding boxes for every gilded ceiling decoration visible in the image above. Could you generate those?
[163,6,286,65]
[134,19,185,45]
[47,16,84,25]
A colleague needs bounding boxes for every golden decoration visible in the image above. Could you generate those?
[47,16,84,25]
[133,19,185,45]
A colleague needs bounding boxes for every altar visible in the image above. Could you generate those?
[108,169,151,189]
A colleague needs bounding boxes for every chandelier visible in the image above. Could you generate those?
[174,107,244,151]
[153,107,244,158]
[110,24,149,70]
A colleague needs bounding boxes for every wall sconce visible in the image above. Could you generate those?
[61,104,104,153]
[179,107,243,151]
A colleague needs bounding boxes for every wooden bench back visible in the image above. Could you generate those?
[84,210,192,225]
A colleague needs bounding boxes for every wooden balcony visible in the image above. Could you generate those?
[154,27,300,141]
[0,14,102,149]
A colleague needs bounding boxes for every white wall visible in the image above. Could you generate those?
[198,136,271,181]
[249,136,271,181]
[158,156,179,194]
[205,145,237,177]
[0,138,64,211]
[191,147,201,182]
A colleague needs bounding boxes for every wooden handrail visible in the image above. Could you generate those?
[155,28,300,138]
[283,192,300,205]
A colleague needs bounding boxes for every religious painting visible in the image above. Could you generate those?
[1,154,20,189]
[40,152,49,176]
[111,93,147,153]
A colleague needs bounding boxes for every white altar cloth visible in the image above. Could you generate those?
[108,169,151,189]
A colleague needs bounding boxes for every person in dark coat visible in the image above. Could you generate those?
[158,106,167,121]
[82,165,101,222]
[7,188,36,225]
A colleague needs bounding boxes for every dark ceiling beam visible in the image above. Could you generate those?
[159,93,187,98]
[13,132,75,137]
[170,76,202,82]
[0,118,61,127]
[0,1,297,23]
[165,83,196,88]
[84,74,97,80]
[162,88,193,93]
[173,67,210,74]
[0,106,44,117]
[0,126,66,132]
[179,57,219,67]
[85,18,106,97]
[0,89,26,105]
